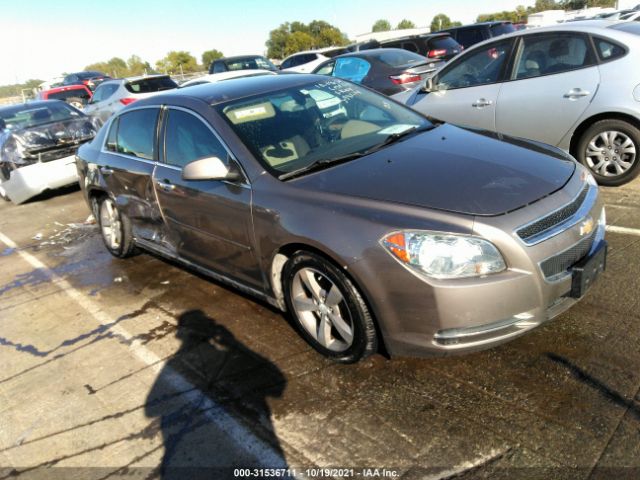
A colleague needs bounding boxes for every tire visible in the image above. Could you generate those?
[282,251,377,363]
[65,97,85,110]
[98,197,138,258]
[576,119,640,186]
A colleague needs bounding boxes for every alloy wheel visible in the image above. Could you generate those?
[585,130,636,177]
[99,199,122,250]
[290,267,354,352]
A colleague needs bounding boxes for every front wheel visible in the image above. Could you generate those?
[98,197,137,258]
[576,119,640,186]
[282,252,377,363]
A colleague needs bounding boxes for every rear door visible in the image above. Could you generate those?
[420,38,515,130]
[153,107,260,287]
[101,107,162,241]
[84,83,120,125]
[495,32,600,146]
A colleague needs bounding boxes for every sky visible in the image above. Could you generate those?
[0,0,536,86]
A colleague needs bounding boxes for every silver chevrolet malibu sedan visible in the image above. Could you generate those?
[77,75,607,362]
[394,21,640,186]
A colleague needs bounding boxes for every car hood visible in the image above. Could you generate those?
[291,124,576,216]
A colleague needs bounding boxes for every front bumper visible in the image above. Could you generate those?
[1,155,79,204]
[348,173,606,357]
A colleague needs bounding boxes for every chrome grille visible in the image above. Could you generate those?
[540,231,595,279]
[518,185,589,241]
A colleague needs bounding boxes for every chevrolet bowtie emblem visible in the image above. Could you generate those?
[579,217,594,236]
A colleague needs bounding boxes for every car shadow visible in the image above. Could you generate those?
[144,309,289,479]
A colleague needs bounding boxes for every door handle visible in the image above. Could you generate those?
[156,180,175,192]
[563,88,590,99]
[100,166,114,175]
[472,98,493,108]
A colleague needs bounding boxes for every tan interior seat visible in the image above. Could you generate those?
[340,120,379,139]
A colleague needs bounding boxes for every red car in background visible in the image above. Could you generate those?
[36,85,93,110]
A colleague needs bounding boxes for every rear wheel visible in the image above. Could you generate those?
[98,197,137,258]
[576,119,640,186]
[282,252,377,363]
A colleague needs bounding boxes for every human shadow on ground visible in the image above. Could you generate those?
[145,309,288,480]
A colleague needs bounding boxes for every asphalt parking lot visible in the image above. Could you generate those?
[1,180,639,480]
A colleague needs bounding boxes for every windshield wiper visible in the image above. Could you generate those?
[279,151,366,181]
[278,124,437,181]
[364,124,436,155]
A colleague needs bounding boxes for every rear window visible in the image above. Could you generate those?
[430,36,462,50]
[125,77,178,94]
[366,49,425,67]
[225,56,277,71]
[48,89,92,102]
[489,23,516,36]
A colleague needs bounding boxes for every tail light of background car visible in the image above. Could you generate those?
[427,49,447,58]
[119,98,137,106]
[390,73,422,85]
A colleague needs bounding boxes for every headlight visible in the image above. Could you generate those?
[381,231,506,279]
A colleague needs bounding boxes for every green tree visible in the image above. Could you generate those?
[430,14,454,32]
[201,49,224,69]
[156,51,199,74]
[372,19,392,32]
[397,19,416,29]
[265,20,349,59]
[85,57,128,78]
[126,55,152,76]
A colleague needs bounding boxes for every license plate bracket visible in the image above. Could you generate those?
[570,241,607,298]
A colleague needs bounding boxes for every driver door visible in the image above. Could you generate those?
[153,107,260,288]
[420,39,515,130]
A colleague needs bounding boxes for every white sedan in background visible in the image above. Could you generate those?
[180,70,277,88]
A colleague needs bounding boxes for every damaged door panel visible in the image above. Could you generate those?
[153,107,260,288]
[100,108,165,244]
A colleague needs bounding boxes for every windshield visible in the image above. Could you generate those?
[0,102,82,130]
[217,78,431,176]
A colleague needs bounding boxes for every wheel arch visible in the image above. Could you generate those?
[269,242,388,356]
[570,112,640,157]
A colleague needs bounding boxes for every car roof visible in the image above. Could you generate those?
[444,21,512,29]
[218,55,266,61]
[329,47,422,60]
[99,74,171,85]
[181,70,276,87]
[380,32,452,43]
[457,20,640,52]
[133,73,323,107]
[41,85,90,94]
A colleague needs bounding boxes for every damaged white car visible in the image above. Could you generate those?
[0,100,97,204]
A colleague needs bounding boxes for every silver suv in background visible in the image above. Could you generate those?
[394,21,640,186]
[83,75,178,126]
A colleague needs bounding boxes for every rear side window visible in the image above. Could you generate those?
[456,29,485,48]
[115,109,159,160]
[92,84,118,103]
[164,110,227,168]
[514,34,595,80]
[212,61,226,73]
[315,61,335,75]
[125,77,177,94]
[106,118,118,152]
[593,37,626,61]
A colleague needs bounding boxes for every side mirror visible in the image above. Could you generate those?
[422,76,436,93]
[182,156,242,182]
